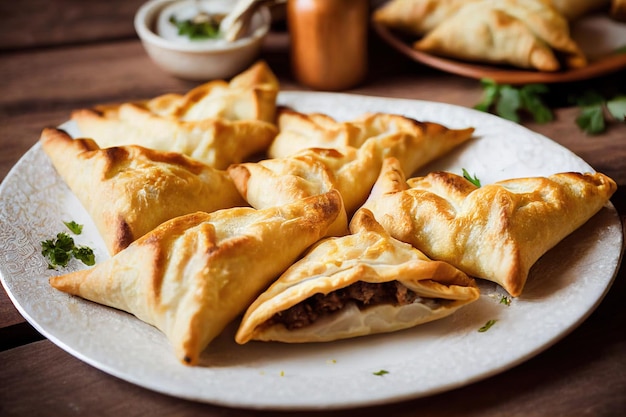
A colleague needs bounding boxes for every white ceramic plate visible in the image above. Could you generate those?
[0,92,623,410]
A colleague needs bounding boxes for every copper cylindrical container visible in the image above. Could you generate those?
[287,0,368,91]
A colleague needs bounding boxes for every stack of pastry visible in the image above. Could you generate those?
[44,61,616,365]
[372,0,615,71]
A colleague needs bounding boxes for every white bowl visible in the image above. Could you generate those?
[134,0,271,81]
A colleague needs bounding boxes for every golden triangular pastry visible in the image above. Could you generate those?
[414,3,562,71]
[362,157,617,297]
[483,0,586,68]
[267,109,475,173]
[229,117,473,233]
[376,0,587,70]
[40,128,247,255]
[373,0,468,36]
[235,208,479,344]
[146,60,279,122]
[71,61,279,169]
[228,147,350,236]
[49,190,343,365]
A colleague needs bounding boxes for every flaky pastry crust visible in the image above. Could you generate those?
[40,128,247,255]
[71,61,279,169]
[268,109,474,176]
[362,157,617,296]
[235,208,479,344]
[49,190,343,365]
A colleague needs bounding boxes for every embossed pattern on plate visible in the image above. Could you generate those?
[0,92,623,410]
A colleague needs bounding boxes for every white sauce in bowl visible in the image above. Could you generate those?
[156,0,230,45]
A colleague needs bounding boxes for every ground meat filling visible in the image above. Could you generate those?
[267,281,436,330]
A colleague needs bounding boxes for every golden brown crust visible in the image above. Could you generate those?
[227,148,350,236]
[40,127,247,255]
[229,111,473,238]
[377,0,587,71]
[235,208,479,344]
[71,61,279,169]
[268,109,475,176]
[153,61,279,123]
[373,0,468,36]
[50,190,343,365]
[363,157,617,297]
[414,5,561,71]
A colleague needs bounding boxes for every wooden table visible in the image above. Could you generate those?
[1,2,625,416]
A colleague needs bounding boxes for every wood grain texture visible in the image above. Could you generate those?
[0,0,146,50]
[0,1,625,415]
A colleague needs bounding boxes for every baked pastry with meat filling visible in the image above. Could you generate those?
[235,208,479,344]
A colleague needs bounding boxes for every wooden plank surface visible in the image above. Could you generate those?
[0,0,146,50]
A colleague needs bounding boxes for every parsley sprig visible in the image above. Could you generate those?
[63,220,83,234]
[571,91,626,135]
[462,169,481,187]
[41,221,95,269]
[478,319,497,333]
[475,78,626,134]
[474,79,553,124]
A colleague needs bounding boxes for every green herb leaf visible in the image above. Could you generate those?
[478,319,497,332]
[606,96,626,122]
[169,15,220,40]
[64,220,83,235]
[462,168,481,187]
[41,225,95,268]
[373,370,389,376]
[474,79,553,124]
[499,296,512,306]
[495,85,522,122]
[55,232,75,253]
[474,79,500,112]
[520,84,553,123]
[576,105,605,134]
[73,246,96,266]
[41,233,75,268]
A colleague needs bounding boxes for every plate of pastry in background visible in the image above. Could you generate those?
[372,0,626,84]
